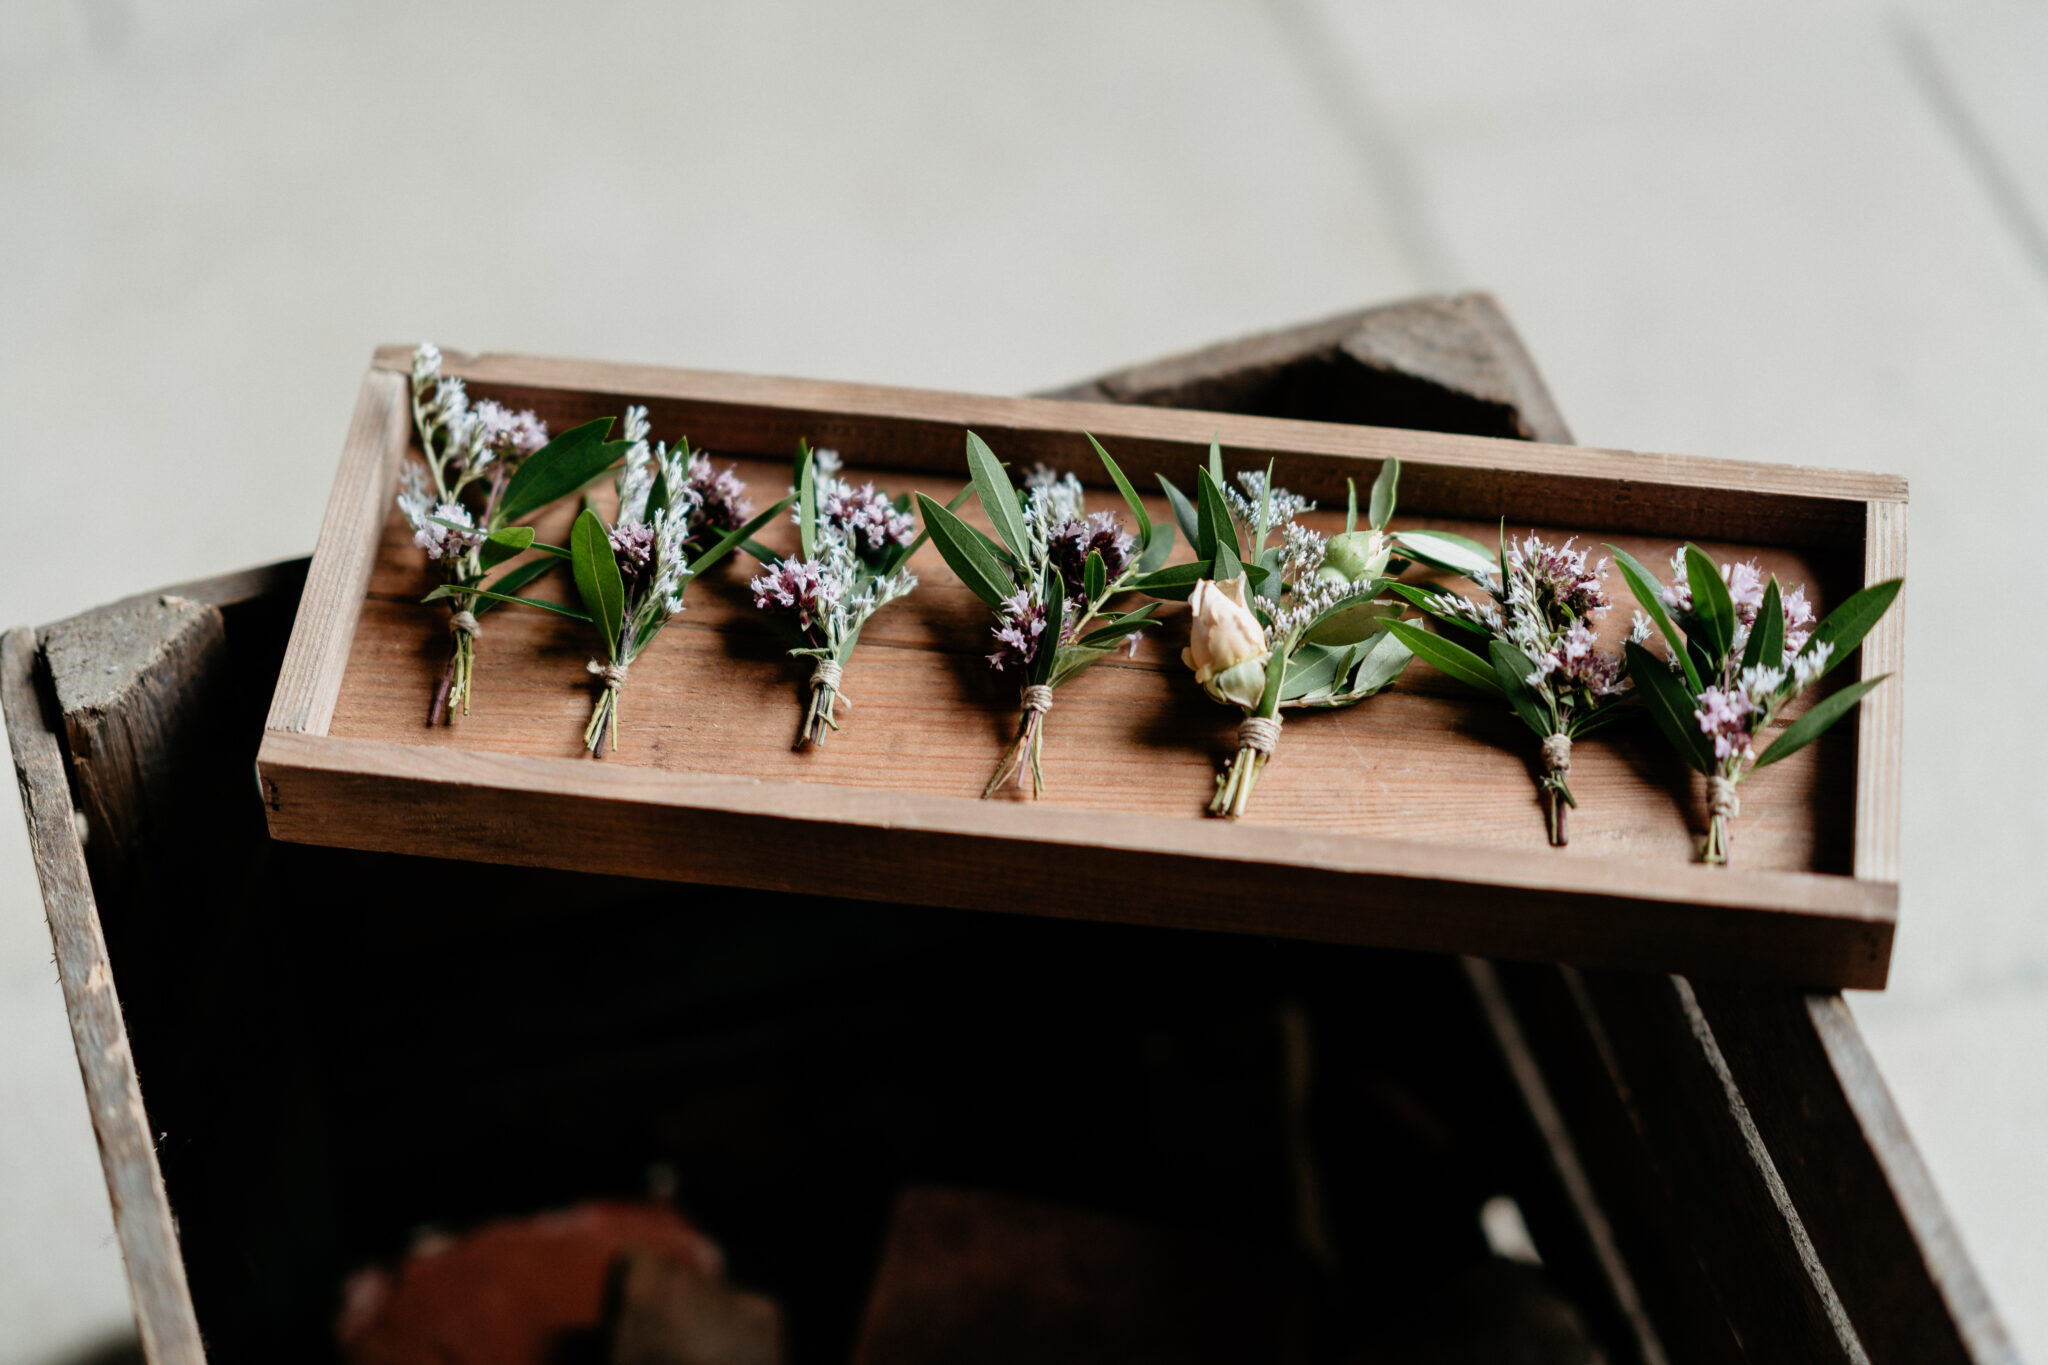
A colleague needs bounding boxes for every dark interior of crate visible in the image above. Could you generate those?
[88,588,1632,1362]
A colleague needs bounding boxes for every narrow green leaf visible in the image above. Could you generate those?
[1031,567,1064,686]
[1076,602,1160,647]
[1743,576,1784,670]
[1368,457,1399,530]
[1208,437,1224,485]
[1754,675,1889,768]
[1610,546,1701,692]
[1086,433,1150,548]
[1625,641,1714,773]
[1130,560,1207,601]
[916,492,1017,609]
[1301,593,1399,647]
[1345,477,1358,534]
[470,556,560,614]
[1685,544,1735,661]
[1346,628,1413,698]
[478,524,536,570]
[570,509,624,655]
[1568,698,1633,739]
[688,497,793,578]
[1385,581,1489,635]
[1800,578,1903,680]
[964,430,1029,564]
[1384,620,1505,697]
[432,583,593,622]
[797,442,818,561]
[1136,515,1176,574]
[1158,474,1201,550]
[1489,639,1555,738]
[1253,459,1275,557]
[1211,546,1243,582]
[1394,529,1498,582]
[1084,549,1107,602]
[497,418,617,525]
[1280,641,1357,701]
[885,484,976,573]
[1195,466,1241,562]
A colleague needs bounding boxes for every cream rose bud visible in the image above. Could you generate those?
[1317,529,1392,585]
[1183,577,1271,707]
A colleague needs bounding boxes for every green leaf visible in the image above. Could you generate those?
[1609,546,1701,692]
[478,524,535,570]
[1625,641,1714,773]
[689,497,794,578]
[1208,437,1225,486]
[1158,474,1201,550]
[882,484,974,573]
[1211,545,1243,583]
[1031,568,1064,686]
[477,554,559,607]
[1130,560,1207,601]
[1280,641,1359,701]
[1086,433,1150,549]
[1568,698,1633,739]
[797,442,818,561]
[964,430,1029,565]
[1345,628,1413,698]
[1489,639,1555,738]
[1253,459,1275,556]
[1257,641,1287,715]
[1394,529,1498,582]
[1301,592,1399,647]
[1800,578,1903,680]
[1384,620,1505,697]
[1743,576,1784,671]
[1368,458,1399,530]
[1195,466,1241,562]
[497,417,617,526]
[432,583,593,622]
[1684,544,1735,662]
[1345,477,1358,534]
[1754,675,1889,768]
[916,492,1018,609]
[1136,514,1176,574]
[1076,602,1160,647]
[570,509,624,655]
[1083,549,1107,603]
[1385,581,1489,635]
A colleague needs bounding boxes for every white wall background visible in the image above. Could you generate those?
[3,1,2044,1359]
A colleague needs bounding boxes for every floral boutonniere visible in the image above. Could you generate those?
[1156,450,1415,819]
[401,343,624,723]
[750,444,923,747]
[1611,545,1901,863]
[915,432,1171,797]
[1383,531,1635,845]
[454,411,787,756]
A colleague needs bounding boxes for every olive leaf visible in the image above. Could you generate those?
[914,493,1017,609]
[1489,639,1555,739]
[965,430,1030,565]
[1384,619,1505,698]
[1625,641,1714,773]
[1684,544,1736,661]
[497,418,618,526]
[1741,576,1785,671]
[1610,546,1701,692]
[1754,675,1889,768]
[1158,474,1201,550]
[1799,578,1903,680]
[1394,530,1497,582]
[1368,457,1399,530]
[1086,433,1151,550]
[569,508,625,657]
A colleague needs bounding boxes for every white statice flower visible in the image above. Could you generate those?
[412,342,442,392]
[1629,610,1654,644]
[414,500,483,561]
[622,404,650,446]
[1277,521,1328,588]
[397,461,434,533]
[1022,466,1086,532]
[1225,470,1313,537]
[812,447,843,476]
[1738,663,1787,700]
[1790,641,1832,690]
[1433,589,1505,633]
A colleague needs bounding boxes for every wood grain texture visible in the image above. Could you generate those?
[1853,499,1907,882]
[2,629,206,1365]
[260,350,1909,988]
[264,367,409,735]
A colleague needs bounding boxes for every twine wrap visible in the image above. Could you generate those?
[588,659,630,691]
[1540,732,1572,776]
[1707,774,1740,821]
[1020,684,1055,716]
[1238,714,1283,756]
[811,658,850,706]
[449,609,481,639]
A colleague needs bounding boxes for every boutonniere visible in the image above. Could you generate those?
[1612,545,1901,863]
[1383,531,1635,845]
[750,445,923,747]
[1157,450,1415,819]
[915,433,1171,797]
[456,413,787,755]
[401,343,621,723]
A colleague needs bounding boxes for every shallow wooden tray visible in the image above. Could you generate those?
[257,346,1906,987]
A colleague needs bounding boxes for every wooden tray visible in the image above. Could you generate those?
[257,347,1907,988]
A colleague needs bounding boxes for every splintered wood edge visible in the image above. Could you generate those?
[256,730,1897,989]
[264,367,410,735]
[1853,500,1906,884]
[1,630,207,1365]
[368,345,1909,513]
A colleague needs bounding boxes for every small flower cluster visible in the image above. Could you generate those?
[1691,646,1836,762]
[750,559,840,632]
[1224,469,1314,540]
[819,476,917,553]
[398,464,486,562]
[406,344,549,506]
[1257,525,1362,642]
[988,590,1053,672]
[1659,550,1814,662]
[1047,511,1135,600]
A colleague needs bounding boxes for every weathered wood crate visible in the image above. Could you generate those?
[6,297,2013,1364]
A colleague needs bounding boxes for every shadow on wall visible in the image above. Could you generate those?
[46,1334,142,1365]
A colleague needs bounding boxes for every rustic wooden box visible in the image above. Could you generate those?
[257,348,1906,988]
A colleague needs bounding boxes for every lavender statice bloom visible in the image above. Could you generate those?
[988,590,1049,672]
[1509,535,1608,619]
[1695,683,1756,762]
[750,559,841,633]
[397,462,434,534]
[474,400,549,463]
[1022,466,1087,529]
[821,479,916,552]
[1047,510,1135,599]
[1224,470,1314,535]
[609,523,659,585]
[1662,553,1815,664]
[687,453,752,532]
[414,500,485,561]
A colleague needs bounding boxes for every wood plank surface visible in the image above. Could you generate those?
[1,628,207,1365]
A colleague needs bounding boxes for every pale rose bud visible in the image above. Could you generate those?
[1317,528,1391,585]
[1182,577,1270,707]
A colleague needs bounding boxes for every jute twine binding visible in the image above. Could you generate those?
[587,659,630,690]
[1540,732,1571,776]
[811,659,849,707]
[450,610,481,639]
[1021,684,1055,716]
[1707,774,1740,820]
[1238,714,1282,756]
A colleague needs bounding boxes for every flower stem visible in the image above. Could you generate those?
[1210,747,1269,819]
[1701,813,1730,865]
[585,686,621,757]
[797,683,839,750]
[983,708,1046,799]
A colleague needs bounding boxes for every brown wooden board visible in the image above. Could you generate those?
[255,348,1907,988]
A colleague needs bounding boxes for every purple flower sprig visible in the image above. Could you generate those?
[1612,543,1902,864]
[1384,529,1636,846]
[914,432,1169,798]
[749,443,923,748]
